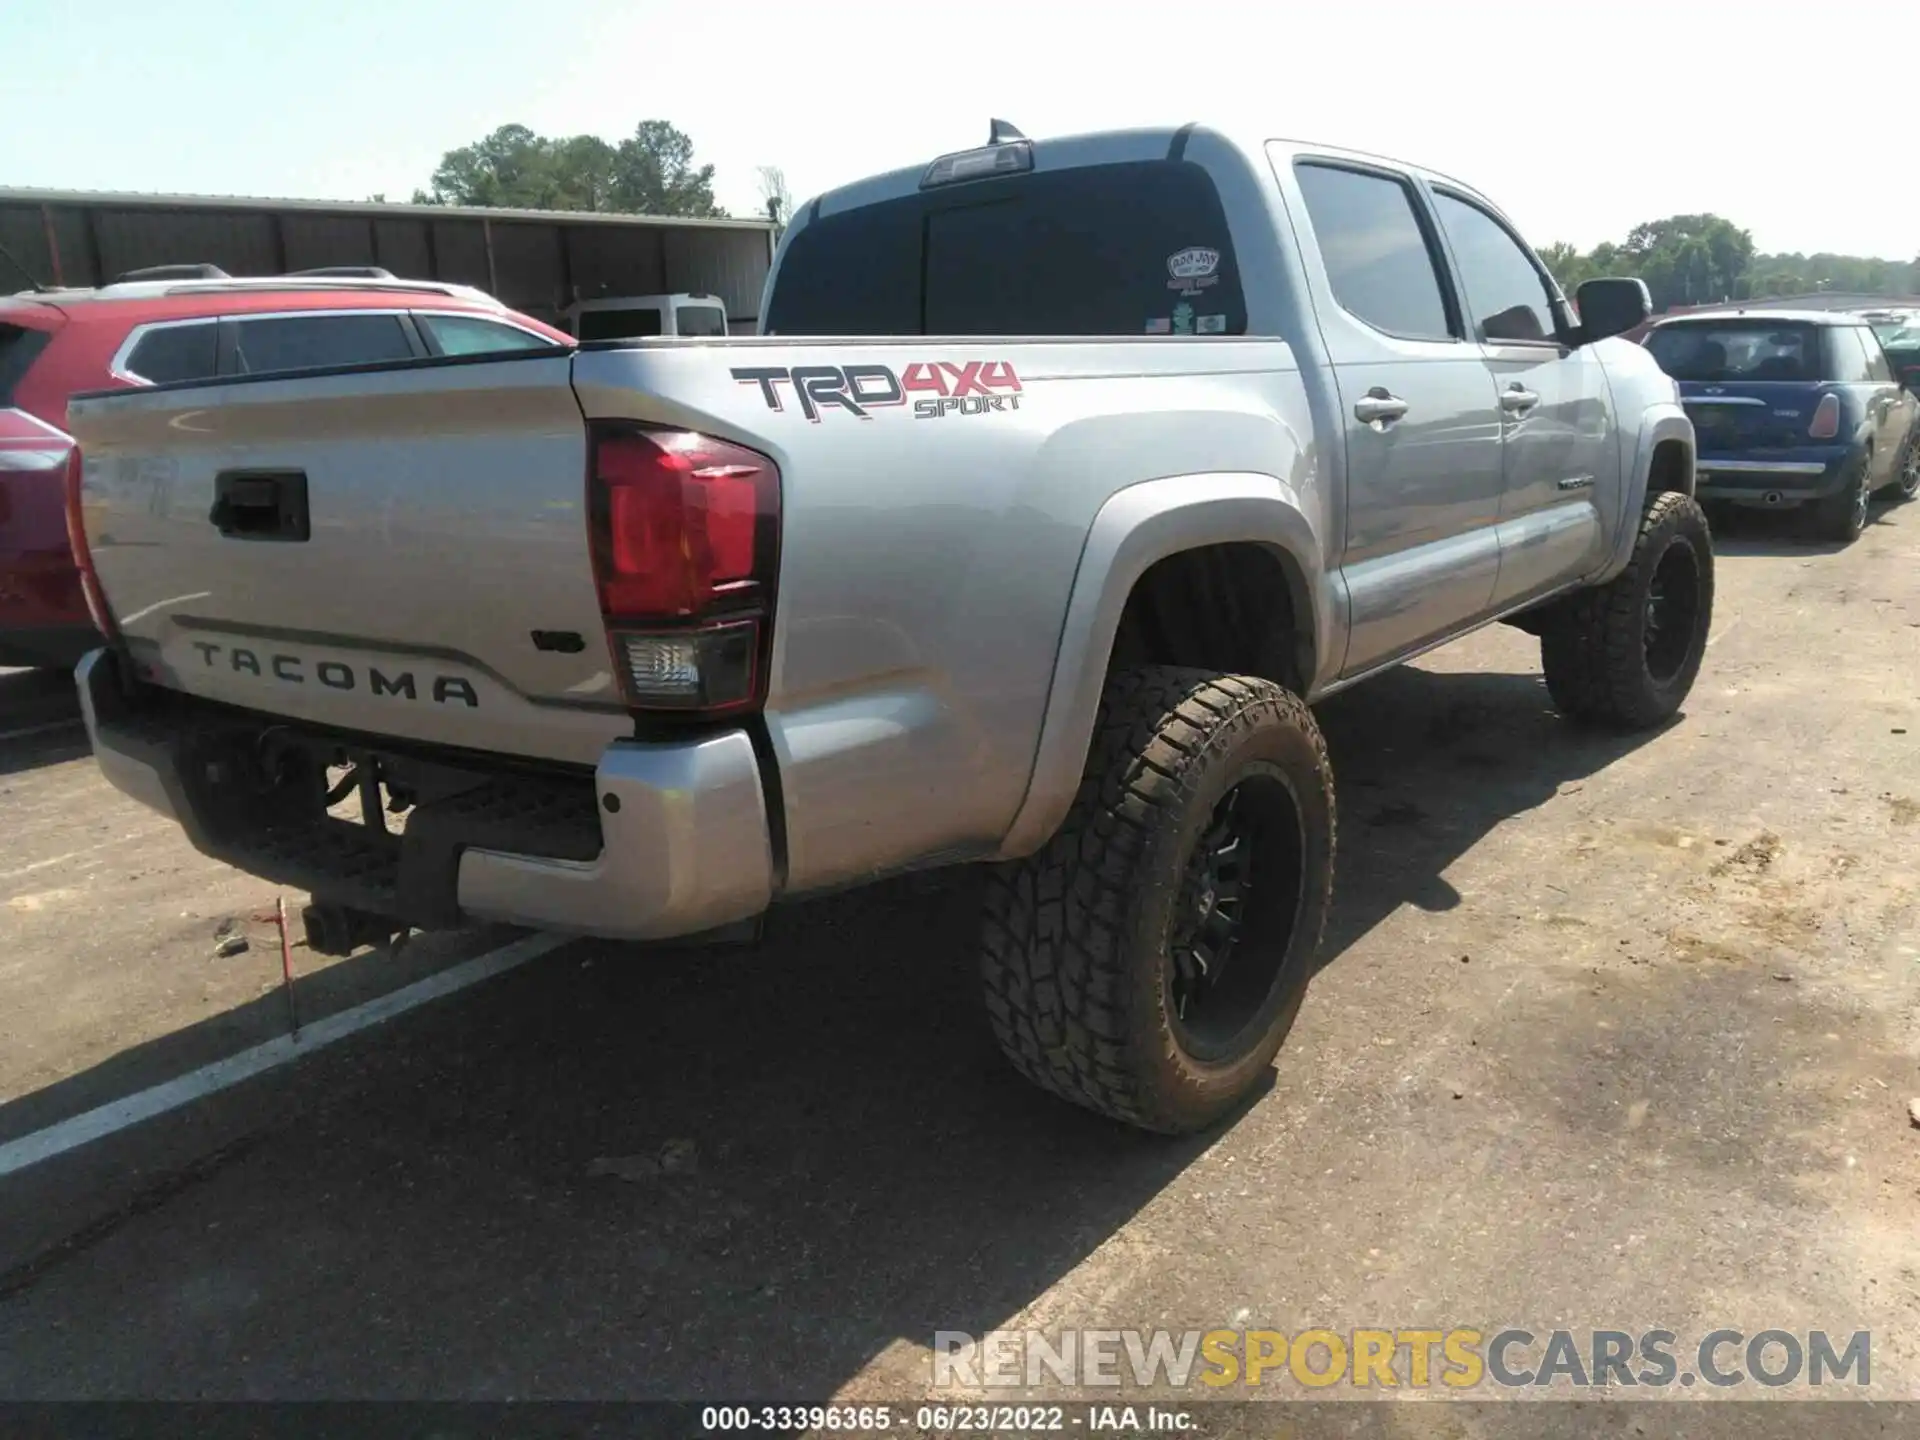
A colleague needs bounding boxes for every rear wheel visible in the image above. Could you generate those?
[979,667,1335,1134]
[1806,450,1872,541]
[1541,491,1714,731]
[1882,435,1919,501]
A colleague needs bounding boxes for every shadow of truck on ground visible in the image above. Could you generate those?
[0,661,1662,1399]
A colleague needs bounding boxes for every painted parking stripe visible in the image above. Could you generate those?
[0,931,571,1180]
[0,719,84,744]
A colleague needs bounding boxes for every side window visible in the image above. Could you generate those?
[1827,327,1874,383]
[121,323,219,385]
[1857,329,1894,383]
[1432,192,1559,345]
[576,309,663,341]
[417,313,559,356]
[1294,163,1453,342]
[230,313,415,376]
[674,306,728,338]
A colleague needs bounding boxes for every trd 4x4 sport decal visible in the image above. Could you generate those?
[731,361,1022,422]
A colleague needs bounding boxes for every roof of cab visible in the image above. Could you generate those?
[794,121,1500,228]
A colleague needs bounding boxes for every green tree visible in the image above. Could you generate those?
[416,120,726,216]
[1539,217,1916,314]
[1539,242,1589,292]
[1618,215,1755,310]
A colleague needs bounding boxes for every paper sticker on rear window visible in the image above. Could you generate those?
[1167,246,1223,297]
[1196,314,1227,335]
[1167,247,1220,280]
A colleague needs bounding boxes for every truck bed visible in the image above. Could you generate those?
[69,335,1315,896]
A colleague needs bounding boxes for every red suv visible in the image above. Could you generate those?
[0,267,570,669]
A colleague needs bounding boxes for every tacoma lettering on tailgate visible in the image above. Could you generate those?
[731,361,1022,421]
[189,643,479,708]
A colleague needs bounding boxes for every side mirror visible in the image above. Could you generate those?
[1572,277,1652,345]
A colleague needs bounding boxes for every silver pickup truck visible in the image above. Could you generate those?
[66,125,1709,1133]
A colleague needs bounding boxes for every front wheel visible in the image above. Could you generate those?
[979,667,1335,1134]
[1541,491,1715,731]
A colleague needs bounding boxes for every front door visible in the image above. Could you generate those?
[1284,158,1506,678]
[1428,190,1618,609]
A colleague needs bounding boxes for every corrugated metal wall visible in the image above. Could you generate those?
[0,198,773,330]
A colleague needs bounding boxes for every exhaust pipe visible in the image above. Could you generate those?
[1763,490,1783,506]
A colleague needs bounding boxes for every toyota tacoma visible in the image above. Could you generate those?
[66,124,1709,1133]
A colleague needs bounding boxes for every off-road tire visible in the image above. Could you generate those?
[979,667,1336,1134]
[1541,491,1714,731]
[1806,450,1872,541]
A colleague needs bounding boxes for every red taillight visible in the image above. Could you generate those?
[61,447,119,643]
[588,425,779,713]
[1807,393,1841,440]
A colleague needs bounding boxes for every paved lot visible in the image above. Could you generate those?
[0,502,1917,1420]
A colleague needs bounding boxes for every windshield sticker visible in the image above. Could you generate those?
[1196,313,1227,335]
[1145,318,1172,335]
[731,361,1022,422]
[1172,302,1195,336]
[1167,246,1222,297]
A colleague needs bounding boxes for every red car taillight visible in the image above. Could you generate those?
[61,448,120,643]
[1807,393,1841,440]
[587,425,780,714]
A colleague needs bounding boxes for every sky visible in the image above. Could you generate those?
[2,0,1914,261]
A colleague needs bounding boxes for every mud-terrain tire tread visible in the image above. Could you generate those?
[1541,490,1714,731]
[978,666,1334,1133]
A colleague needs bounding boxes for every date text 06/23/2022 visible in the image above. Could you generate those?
[699,1404,1194,1433]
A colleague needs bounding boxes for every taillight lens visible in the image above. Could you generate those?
[588,425,779,714]
[1808,393,1841,440]
[61,448,119,643]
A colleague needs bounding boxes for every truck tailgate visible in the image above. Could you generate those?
[68,354,631,767]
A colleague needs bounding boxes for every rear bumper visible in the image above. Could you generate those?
[77,650,774,942]
[1695,449,1853,504]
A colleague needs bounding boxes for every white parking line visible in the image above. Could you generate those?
[0,719,83,744]
[0,931,571,1180]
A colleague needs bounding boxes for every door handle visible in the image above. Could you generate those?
[1501,384,1540,414]
[1353,388,1409,427]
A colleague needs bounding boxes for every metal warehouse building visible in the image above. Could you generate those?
[0,188,778,332]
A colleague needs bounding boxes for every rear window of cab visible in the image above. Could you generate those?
[766,159,1248,338]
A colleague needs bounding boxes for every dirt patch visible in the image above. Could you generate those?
[1711,830,1784,877]
[1884,794,1920,826]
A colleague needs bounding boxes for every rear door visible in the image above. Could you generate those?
[1426,188,1618,609]
[1281,156,1504,676]
[220,310,424,376]
[1646,320,1829,459]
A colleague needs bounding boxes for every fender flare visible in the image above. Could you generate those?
[1595,402,1693,584]
[993,471,1328,860]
